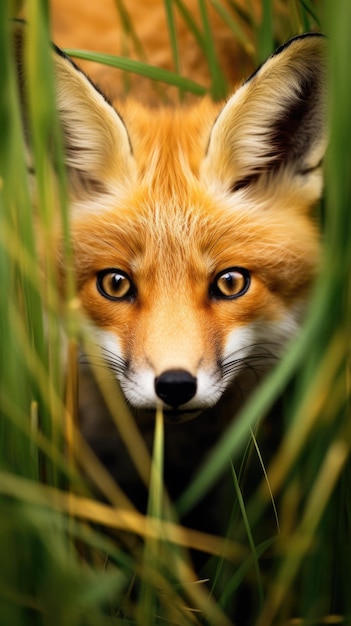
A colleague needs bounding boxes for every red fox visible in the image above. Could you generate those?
[51,33,325,421]
[14,22,326,528]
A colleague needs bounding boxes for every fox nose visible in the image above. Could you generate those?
[154,369,197,408]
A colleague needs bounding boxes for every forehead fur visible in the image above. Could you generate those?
[65,87,322,304]
[70,177,320,302]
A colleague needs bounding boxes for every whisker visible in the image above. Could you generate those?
[220,341,280,386]
[79,347,128,378]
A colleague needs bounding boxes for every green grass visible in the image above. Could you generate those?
[1,0,351,624]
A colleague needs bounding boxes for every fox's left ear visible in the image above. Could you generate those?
[13,20,136,202]
[201,33,327,204]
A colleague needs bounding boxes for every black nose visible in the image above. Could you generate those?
[154,369,197,408]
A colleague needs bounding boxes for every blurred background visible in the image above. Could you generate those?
[0,1,350,625]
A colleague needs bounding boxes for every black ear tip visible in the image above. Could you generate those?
[272,32,327,58]
[244,32,326,86]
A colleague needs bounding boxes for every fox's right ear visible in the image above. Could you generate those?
[13,21,136,201]
[201,33,327,209]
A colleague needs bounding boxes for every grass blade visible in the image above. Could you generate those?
[64,49,207,95]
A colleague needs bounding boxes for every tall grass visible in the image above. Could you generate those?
[0,0,350,625]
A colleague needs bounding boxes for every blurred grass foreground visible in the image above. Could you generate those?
[0,1,351,625]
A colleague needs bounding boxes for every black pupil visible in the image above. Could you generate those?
[223,273,234,288]
[112,274,124,291]
[219,271,242,295]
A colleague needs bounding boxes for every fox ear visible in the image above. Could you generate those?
[13,21,136,200]
[201,34,327,204]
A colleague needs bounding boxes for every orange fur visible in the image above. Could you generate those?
[17,27,323,422]
[14,23,327,552]
[15,19,326,540]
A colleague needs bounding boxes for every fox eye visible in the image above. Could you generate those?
[96,269,135,301]
[210,267,250,300]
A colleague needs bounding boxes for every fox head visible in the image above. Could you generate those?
[15,26,327,422]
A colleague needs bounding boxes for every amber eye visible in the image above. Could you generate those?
[210,267,250,300]
[96,269,135,301]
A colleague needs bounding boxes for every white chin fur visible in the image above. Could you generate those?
[88,311,301,412]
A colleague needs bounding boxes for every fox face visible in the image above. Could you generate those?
[72,171,320,422]
[16,27,327,422]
